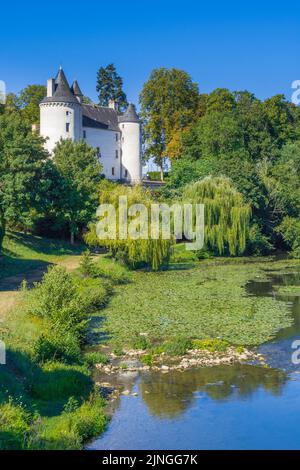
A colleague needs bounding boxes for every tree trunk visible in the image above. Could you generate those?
[160,166,164,182]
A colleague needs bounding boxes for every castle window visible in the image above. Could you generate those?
[83,130,86,138]
[66,123,70,132]
[115,133,118,141]
[115,150,118,159]
[96,147,101,157]
[112,167,115,176]
[124,169,128,178]
[66,111,70,116]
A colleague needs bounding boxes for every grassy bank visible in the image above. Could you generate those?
[0,234,116,450]
[0,231,83,281]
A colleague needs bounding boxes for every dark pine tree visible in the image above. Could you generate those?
[96,64,128,111]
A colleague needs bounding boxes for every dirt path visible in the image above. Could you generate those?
[0,254,85,319]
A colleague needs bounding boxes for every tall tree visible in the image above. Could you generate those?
[0,113,48,253]
[96,64,128,110]
[139,68,199,179]
[53,139,103,244]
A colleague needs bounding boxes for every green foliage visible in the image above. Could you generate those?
[93,258,132,284]
[183,176,251,255]
[277,217,300,258]
[53,139,103,243]
[133,336,151,350]
[30,362,91,400]
[0,113,49,253]
[0,400,31,449]
[76,277,111,311]
[141,354,154,366]
[25,265,77,318]
[140,67,199,171]
[96,63,128,111]
[26,395,106,450]
[17,85,46,124]
[246,224,274,256]
[168,87,300,252]
[166,157,217,190]
[85,183,172,270]
[84,351,109,366]
[33,329,81,364]
[25,266,106,365]
[163,338,192,356]
[79,249,95,277]
[191,338,229,352]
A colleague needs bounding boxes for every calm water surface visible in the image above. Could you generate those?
[90,268,300,450]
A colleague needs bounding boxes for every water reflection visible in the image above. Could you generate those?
[90,266,300,450]
[139,365,287,418]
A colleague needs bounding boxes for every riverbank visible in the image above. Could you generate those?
[1,232,300,449]
[0,233,109,450]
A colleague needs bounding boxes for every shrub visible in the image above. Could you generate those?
[79,250,95,277]
[191,338,229,352]
[76,278,111,311]
[246,224,273,256]
[133,336,151,350]
[163,337,192,356]
[33,329,81,364]
[25,265,77,318]
[84,351,109,366]
[0,400,31,450]
[71,395,106,442]
[93,259,131,285]
[140,354,154,366]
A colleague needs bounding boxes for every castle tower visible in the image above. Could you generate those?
[119,104,141,183]
[71,80,83,104]
[40,68,82,153]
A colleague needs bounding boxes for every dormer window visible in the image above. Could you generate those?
[66,123,70,132]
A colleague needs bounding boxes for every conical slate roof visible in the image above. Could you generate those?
[118,103,140,123]
[71,80,83,97]
[41,68,79,104]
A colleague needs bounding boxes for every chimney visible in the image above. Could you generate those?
[108,99,118,112]
[47,78,55,97]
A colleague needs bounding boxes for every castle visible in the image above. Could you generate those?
[39,68,142,183]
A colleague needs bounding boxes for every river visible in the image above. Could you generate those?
[89,267,300,450]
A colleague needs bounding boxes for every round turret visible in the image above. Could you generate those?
[40,69,82,153]
[119,104,141,183]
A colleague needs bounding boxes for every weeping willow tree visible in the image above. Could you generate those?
[85,181,172,270]
[182,176,251,256]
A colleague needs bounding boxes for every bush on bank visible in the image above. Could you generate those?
[0,263,110,450]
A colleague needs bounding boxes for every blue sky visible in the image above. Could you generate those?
[1,0,299,105]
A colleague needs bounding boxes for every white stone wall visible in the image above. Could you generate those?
[84,127,121,180]
[40,102,82,153]
[120,122,141,183]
